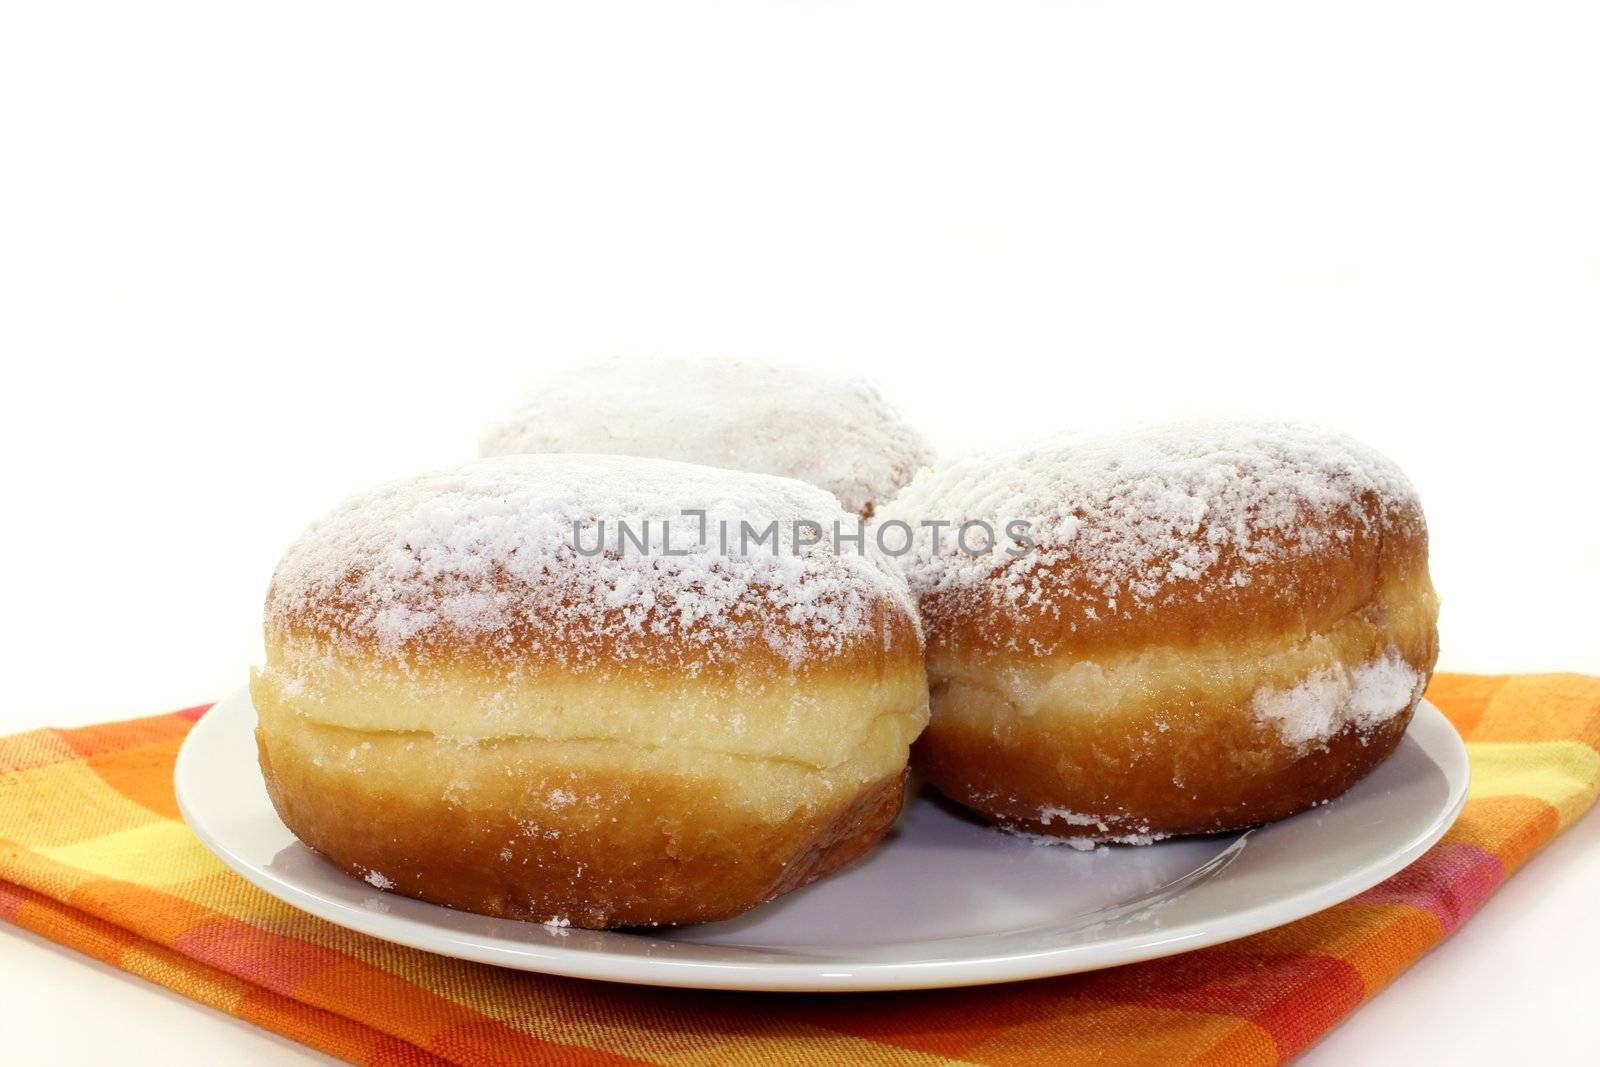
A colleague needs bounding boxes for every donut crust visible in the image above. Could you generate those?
[915,573,1433,839]
[256,710,910,928]
[252,648,928,927]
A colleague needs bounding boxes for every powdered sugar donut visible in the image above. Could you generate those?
[879,420,1439,844]
[479,356,932,518]
[251,454,928,927]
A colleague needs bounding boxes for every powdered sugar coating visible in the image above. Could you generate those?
[1250,646,1425,749]
[879,419,1422,637]
[1027,807,1168,849]
[266,454,920,674]
[361,869,395,890]
[479,357,933,517]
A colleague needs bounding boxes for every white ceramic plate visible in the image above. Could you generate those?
[177,689,1468,992]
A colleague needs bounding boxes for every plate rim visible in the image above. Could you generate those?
[176,688,1469,992]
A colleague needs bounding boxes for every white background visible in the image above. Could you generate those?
[2,2,1597,1063]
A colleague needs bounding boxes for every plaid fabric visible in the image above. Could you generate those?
[1,674,1597,1066]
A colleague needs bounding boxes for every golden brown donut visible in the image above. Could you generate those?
[478,356,932,518]
[878,420,1439,845]
[251,454,929,927]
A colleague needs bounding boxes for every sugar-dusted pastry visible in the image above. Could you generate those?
[480,356,931,517]
[880,420,1439,844]
[252,454,928,926]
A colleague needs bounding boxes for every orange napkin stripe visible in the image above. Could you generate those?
[0,673,1596,1067]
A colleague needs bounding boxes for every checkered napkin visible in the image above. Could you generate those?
[2,673,1597,1066]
